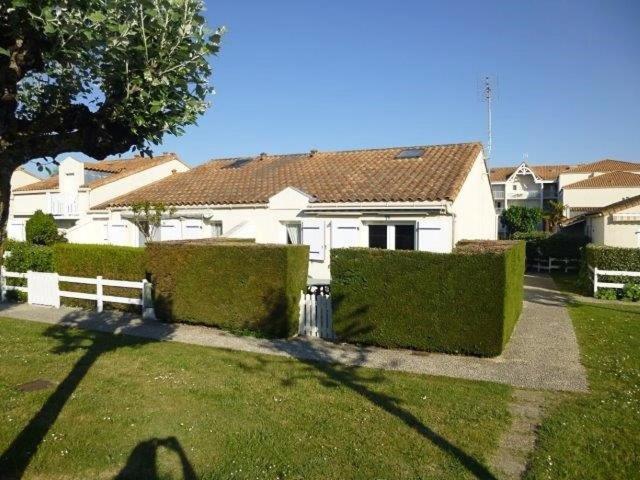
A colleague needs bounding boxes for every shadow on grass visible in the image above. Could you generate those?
[0,310,185,480]
[114,436,196,480]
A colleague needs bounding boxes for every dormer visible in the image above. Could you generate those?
[58,156,85,194]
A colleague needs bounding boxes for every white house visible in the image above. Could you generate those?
[581,195,640,248]
[7,153,190,242]
[93,142,497,280]
[10,168,41,191]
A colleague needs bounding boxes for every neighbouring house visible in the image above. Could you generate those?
[490,158,640,234]
[7,153,190,242]
[579,195,640,248]
[93,142,497,280]
[10,167,41,191]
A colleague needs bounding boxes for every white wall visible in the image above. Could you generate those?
[563,187,640,217]
[586,204,640,248]
[10,169,40,191]
[558,172,592,190]
[89,159,189,208]
[451,152,497,241]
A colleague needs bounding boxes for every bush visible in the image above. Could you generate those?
[2,241,54,302]
[512,231,588,262]
[500,206,542,237]
[623,283,640,302]
[579,244,640,294]
[146,242,309,337]
[595,288,618,301]
[25,210,67,245]
[52,244,146,310]
[331,241,525,357]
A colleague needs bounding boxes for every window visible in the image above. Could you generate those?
[512,184,517,190]
[211,221,223,237]
[368,225,387,249]
[497,201,502,208]
[395,148,424,159]
[285,223,301,245]
[395,225,415,250]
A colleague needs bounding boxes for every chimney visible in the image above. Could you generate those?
[259,152,267,160]
[309,149,318,157]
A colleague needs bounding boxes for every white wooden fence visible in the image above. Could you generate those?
[1,267,154,318]
[298,289,333,339]
[588,265,640,296]
[530,257,579,273]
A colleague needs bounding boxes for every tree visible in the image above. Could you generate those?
[544,200,566,232]
[25,209,66,245]
[0,0,223,249]
[500,205,543,237]
[130,201,174,242]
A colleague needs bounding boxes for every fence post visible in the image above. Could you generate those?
[548,257,552,272]
[142,279,156,320]
[0,266,5,303]
[96,276,103,313]
[298,291,305,335]
[593,267,599,296]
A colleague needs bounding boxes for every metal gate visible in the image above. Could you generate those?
[27,271,60,307]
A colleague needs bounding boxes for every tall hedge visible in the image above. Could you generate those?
[146,242,309,337]
[52,244,146,309]
[331,241,525,357]
[579,244,640,292]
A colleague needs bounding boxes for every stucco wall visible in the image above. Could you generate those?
[10,170,40,190]
[563,187,640,216]
[451,151,497,241]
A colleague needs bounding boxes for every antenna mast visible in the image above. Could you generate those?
[483,76,494,162]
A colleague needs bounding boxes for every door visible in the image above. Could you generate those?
[27,272,60,307]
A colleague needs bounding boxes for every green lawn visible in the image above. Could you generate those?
[0,317,511,479]
[525,293,640,478]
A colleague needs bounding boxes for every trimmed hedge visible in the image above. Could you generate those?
[513,231,588,260]
[146,242,309,337]
[52,244,146,309]
[2,242,144,308]
[579,244,640,294]
[331,241,525,357]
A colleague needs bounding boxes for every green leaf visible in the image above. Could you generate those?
[0,47,9,57]
[88,11,106,23]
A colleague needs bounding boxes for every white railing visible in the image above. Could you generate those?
[1,267,154,318]
[507,191,541,200]
[50,199,79,216]
[493,190,505,200]
[299,289,333,339]
[530,257,579,273]
[588,266,640,296]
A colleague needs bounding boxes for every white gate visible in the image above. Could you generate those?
[298,288,333,339]
[27,271,60,307]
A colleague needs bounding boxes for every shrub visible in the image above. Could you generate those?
[579,244,640,294]
[500,206,542,236]
[25,210,67,245]
[52,244,146,310]
[2,241,54,302]
[595,288,618,301]
[331,241,525,357]
[623,283,640,302]
[146,242,309,337]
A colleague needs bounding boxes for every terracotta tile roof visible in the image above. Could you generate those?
[489,164,574,182]
[563,171,640,189]
[14,154,181,192]
[99,142,483,208]
[585,194,640,217]
[569,206,602,213]
[565,159,640,173]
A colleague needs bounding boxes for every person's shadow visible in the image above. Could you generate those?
[114,436,196,480]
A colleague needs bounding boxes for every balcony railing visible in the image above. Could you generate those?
[493,190,543,200]
[49,195,79,216]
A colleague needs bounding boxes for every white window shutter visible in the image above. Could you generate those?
[183,219,204,240]
[160,219,181,241]
[331,219,360,249]
[109,224,128,245]
[302,219,325,261]
[417,217,452,253]
[102,224,109,243]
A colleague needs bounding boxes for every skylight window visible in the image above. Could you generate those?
[395,148,424,159]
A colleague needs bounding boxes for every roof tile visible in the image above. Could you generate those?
[100,142,483,208]
[563,171,640,189]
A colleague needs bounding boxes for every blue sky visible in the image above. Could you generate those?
[65,0,640,170]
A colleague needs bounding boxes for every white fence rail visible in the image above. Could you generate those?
[1,267,154,317]
[298,290,333,339]
[530,257,579,273]
[588,265,640,295]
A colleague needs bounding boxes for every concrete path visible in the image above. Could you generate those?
[0,273,588,392]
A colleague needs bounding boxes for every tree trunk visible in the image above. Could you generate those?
[0,163,17,260]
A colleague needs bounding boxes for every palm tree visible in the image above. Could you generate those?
[545,200,566,232]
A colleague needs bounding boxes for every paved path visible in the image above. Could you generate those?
[0,274,588,392]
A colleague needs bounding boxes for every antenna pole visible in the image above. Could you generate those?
[484,76,493,162]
